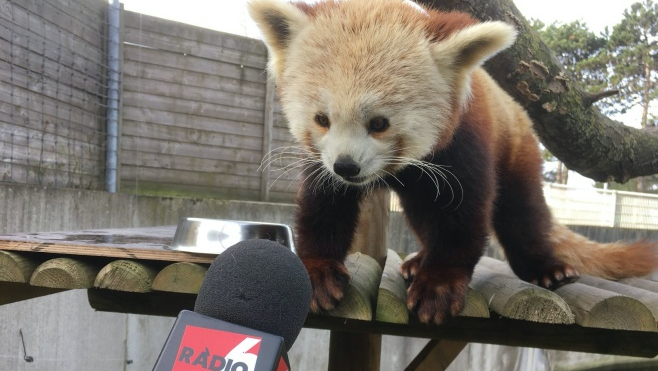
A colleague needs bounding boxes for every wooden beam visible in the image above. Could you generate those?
[0,282,65,305]
[621,277,658,294]
[578,275,658,326]
[94,260,158,292]
[471,263,574,324]
[152,262,208,294]
[481,257,657,331]
[556,283,657,331]
[87,289,196,317]
[325,253,382,320]
[404,339,468,371]
[377,249,409,324]
[0,251,40,282]
[85,287,658,359]
[304,315,658,358]
[30,257,98,289]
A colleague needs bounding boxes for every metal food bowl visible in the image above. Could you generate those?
[168,218,295,255]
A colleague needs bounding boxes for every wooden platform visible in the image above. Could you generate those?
[2,227,658,362]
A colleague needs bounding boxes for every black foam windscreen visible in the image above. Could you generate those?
[194,239,312,351]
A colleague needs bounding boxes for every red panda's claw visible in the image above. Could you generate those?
[400,251,426,281]
[406,268,470,325]
[301,257,350,313]
[533,264,579,290]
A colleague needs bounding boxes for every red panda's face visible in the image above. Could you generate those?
[249,0,517,186]
[276,5,454,186]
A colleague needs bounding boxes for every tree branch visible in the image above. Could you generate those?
[418,0,658,183]
[582,90,619,107]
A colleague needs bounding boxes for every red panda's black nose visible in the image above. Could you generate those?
[333,156,361,178]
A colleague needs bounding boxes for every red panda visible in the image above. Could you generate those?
[249,0,658,324]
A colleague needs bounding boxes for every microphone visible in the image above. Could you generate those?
[153,239,312,371]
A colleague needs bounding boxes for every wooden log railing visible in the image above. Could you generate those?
[2,225,658,369]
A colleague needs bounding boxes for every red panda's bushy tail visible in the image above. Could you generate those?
[550,222,658,280]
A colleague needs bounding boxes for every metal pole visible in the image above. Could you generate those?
[105,0,121,192]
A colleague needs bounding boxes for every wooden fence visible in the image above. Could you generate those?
[120,11,299,202]
[0,0,108,190]
[1,2,302,202]
[4,2,658,210]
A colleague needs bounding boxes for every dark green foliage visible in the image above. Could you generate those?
[595,175,658,193]
[608,0,658,126]
[532,1,658,124]
[533,2,658,191]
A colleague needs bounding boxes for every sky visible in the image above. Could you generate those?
[122,0,642,37]
[121,0,643,187]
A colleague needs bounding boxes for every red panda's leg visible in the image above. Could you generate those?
[396,124,495,324]
[493,137,579,288]
[398,180,493,323]
[295,166,365,312]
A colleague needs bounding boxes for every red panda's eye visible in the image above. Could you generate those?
[314,113,330,128]
[368,117,389,133]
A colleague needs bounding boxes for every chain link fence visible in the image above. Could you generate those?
[0,0,108,189]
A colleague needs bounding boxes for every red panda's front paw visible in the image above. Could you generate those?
[400,251,426,280]
[406,268,470,324]
[300,257,350,312]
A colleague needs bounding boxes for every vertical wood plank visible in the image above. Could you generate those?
[260,75,275,201]
[328,332,383,371]
[328,189,390,371]
[350,189,390,267]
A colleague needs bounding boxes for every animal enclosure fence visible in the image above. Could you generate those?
[1,0,301,202]
[0,0,109,190]
[120,11,298,202]
[2,0,658,220]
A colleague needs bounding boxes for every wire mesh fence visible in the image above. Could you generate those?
[0,0,109,190]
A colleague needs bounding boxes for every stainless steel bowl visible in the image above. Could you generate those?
[168,218,295,254]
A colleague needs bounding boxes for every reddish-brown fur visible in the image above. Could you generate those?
[425,11,479,42]
[249,0,658,324]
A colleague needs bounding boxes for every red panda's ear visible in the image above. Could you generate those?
[431,21,517,74]
[248,0,309,77]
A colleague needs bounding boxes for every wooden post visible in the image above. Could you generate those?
[260,76,275,202]
[404,339,468,371]
[328,189,389,371]
[350,189,390,267]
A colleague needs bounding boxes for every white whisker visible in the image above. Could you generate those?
[260,146,323,192]
[377,152,463,210]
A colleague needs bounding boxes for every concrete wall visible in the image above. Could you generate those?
[0,183,296,235]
